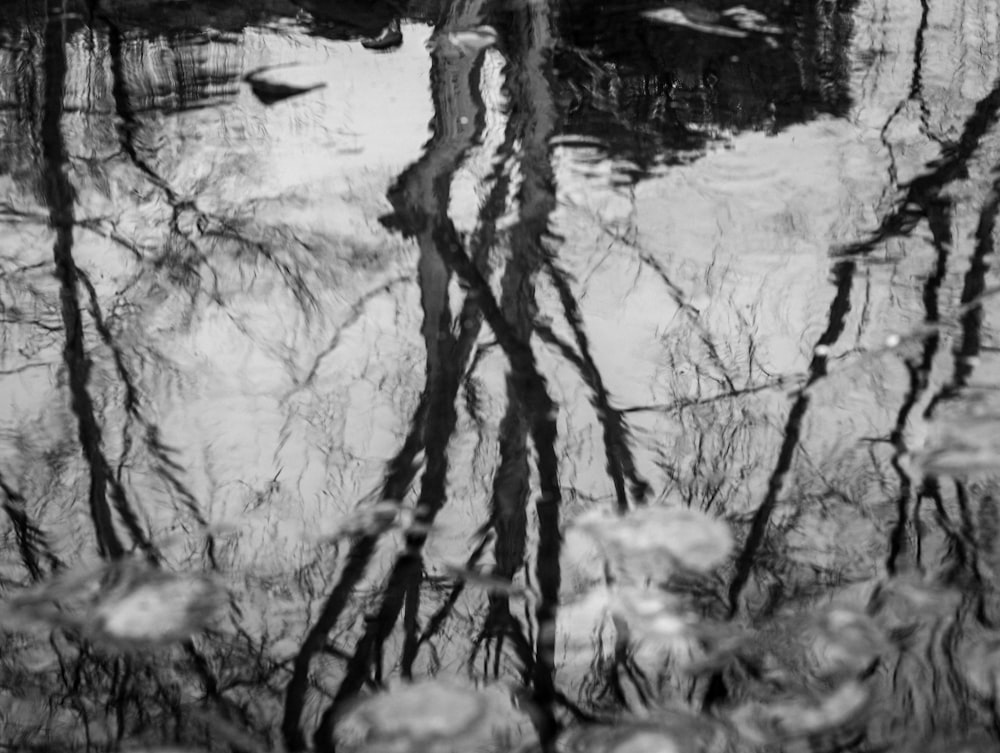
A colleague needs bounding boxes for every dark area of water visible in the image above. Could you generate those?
[2,0,1000,751]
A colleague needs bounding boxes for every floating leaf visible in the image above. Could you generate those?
[806,607,891,680]
[89,570,222,646]
[719,6,783,34]
[361,22,403,51]
[0,561,223,648]
[0,561,106,630]
[441,563,532,597]
[558,726,682,753]
[643,5,748,38]
[643,2,782,48]
[610,587,690,642]
[244,65,326,105]
[333,679,536,753]
[429,25,498,58]
[313,500,408,544]
[573,506,733,579]
[556,713,727,753]
[731,680,870,743]
[868,575,962,632]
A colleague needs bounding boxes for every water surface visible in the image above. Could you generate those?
[2,0,1000,751]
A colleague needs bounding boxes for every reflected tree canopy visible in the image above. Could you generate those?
[2,0,1000,751]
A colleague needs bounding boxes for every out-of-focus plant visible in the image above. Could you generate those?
[554,711,730,753]
[572,505,734,583]
[331,678,538,753]
[0,558,224,649]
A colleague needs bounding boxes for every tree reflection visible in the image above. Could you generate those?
[5,0,1000,751]
[284,0,574,745]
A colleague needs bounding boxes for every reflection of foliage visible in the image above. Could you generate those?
[3,0,1000,752]
[555,0,860,165]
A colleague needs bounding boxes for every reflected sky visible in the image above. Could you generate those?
[2,0,1000,750]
